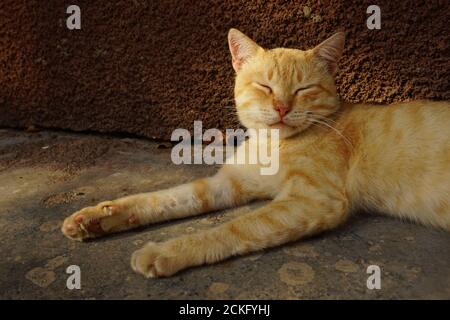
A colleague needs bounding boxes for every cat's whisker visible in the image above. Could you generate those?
[308,117,354,151]
[312,113,341,126]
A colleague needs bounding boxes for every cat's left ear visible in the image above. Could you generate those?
[313,32,345,75]
[228,28,261,72]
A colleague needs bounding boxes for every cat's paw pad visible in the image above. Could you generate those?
[131,242,180,278]
[61,201,117,241]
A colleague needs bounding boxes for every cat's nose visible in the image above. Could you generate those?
[273,101,292,118]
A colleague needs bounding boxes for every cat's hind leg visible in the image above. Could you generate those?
[62,171,251,241]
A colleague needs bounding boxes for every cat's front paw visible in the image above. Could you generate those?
[61,201,118,241]
[131,242,185,278]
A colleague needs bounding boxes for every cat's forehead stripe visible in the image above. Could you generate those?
[264,50,304,84]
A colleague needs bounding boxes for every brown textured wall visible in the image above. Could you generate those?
[0,0,449,140]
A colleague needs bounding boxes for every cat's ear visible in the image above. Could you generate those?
[313,32,345,75]
[228,28,261,72]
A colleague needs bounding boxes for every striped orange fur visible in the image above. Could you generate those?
[62,29,450,278]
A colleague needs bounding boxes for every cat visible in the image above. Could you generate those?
[62,28,450,278]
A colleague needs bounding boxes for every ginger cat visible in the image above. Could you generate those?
[62,29,450,278]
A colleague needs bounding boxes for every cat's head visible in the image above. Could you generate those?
[228,29,345,138]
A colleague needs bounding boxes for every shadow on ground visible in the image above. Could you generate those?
[0,129,449,299]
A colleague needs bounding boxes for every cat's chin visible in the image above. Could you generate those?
[248,122,302,139]
[267,122,299,138]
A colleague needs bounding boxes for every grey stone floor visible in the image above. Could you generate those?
[0,129,449,299]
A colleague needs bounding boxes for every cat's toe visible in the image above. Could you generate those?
[61,202,113,241]
[131,243,159,278]
[61,212,88,241]
[131,242,178,278]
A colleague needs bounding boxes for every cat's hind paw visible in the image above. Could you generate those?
[61,201,117,241]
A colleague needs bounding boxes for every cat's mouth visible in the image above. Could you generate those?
[268,121,294,129]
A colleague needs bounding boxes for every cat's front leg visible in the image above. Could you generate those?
[62,171,248,241]
[131,194,349,278]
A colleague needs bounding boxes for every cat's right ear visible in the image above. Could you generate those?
[228,29,261,72]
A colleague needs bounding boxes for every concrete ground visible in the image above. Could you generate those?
[0,128,449,299]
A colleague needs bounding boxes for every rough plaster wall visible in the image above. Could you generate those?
[0,0,449,140]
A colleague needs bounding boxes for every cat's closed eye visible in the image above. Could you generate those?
[295,84,316,95]
[253,82,272,94]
